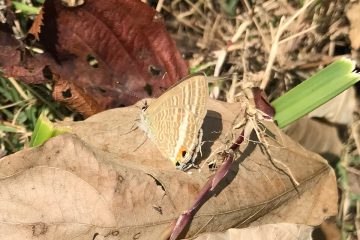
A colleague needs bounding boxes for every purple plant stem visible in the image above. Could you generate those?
[169,132,245,240]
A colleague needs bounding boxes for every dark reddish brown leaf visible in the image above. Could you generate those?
[37,0,188,108]
[1,0,188,116]
[0,20,22,67]
[0,24,52,84]
[52,74,104,117]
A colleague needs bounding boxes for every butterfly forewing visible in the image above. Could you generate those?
[145,74,208,122]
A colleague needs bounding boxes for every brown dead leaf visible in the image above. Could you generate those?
[193,223,313,240]
[285,117,343,163]
[0,98,338,239]
[309,88,356,125]
[28,7,44,41]
[316,219,341,240]
[52,75,104,117]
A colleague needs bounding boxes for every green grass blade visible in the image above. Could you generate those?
[12,2,40,15]
[0,125,18,133]
[271,58,360,128]
[29,113,68,147]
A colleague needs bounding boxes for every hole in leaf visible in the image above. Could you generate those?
[148,65,162,76]
[92,233,99,240]
[42,66,53,80]
[86,54,99,68]
[62,88,72,98]
[133,232,141,239]
[144,83,153,96]
[146,174,165,192]
[61,0,85,8]
[94,87,106,94]
[208,162,216,171]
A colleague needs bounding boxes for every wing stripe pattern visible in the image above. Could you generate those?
[141,74,208,166]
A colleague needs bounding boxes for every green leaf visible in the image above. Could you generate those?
[0,125,18,133]
[29,113,68,147]
[271,58,360,128]
[221,0,240,16]
[12,1,40,15]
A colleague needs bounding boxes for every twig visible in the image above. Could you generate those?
[168,131,245,240]
[278,24,318,45]
[214,20,250,78]
[8,77,29,101]
[156,0,165,12]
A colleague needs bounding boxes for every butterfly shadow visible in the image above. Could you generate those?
[197,110,223,163]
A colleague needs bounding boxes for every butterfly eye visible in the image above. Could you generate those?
[141,101,148,111]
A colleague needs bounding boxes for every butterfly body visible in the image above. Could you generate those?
[139,74,208,170]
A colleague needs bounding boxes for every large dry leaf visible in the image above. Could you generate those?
[193,223,313,240]
[308,88,355,125]
[285,117,343,163]
[0,98,337,239]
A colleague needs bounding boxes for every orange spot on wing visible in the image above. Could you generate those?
[176,146,187,161]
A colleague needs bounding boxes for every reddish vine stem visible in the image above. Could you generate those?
[169,131,245,240]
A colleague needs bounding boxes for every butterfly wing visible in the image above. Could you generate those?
[142,74,208,167]
[145,74,208,127]
[144,108,200,165]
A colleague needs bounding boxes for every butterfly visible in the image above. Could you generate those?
[138,74,208,170]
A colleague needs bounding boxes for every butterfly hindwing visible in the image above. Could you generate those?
[145,107,199,165]
[140,74,208,168]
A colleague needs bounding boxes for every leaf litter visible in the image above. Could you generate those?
[1,0,359,239]
[0,97,337,239]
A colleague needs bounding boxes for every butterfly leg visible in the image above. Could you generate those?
[118,119,139,136]
[132,133,148,152]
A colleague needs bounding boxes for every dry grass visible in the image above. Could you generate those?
[161,0,351,100]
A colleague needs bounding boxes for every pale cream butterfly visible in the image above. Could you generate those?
[138,74,208,170]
